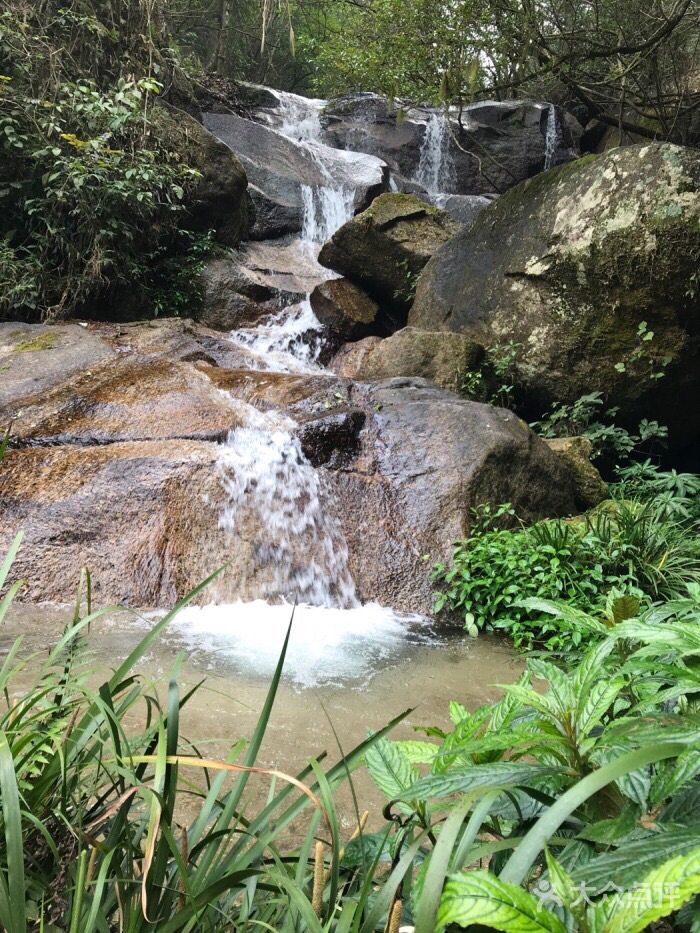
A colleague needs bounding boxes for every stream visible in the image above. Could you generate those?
[4,90,523,825]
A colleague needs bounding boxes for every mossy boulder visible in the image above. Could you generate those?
[409,143,700,449]
[543,437,608,510]
[318,194,460,319]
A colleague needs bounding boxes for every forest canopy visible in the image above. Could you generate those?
[170,0,700,144]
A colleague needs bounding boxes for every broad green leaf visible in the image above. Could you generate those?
[571,828,700,891]
[399,762,567,802]
[364,734,419,812]
[437,869,567,932]
[543,849,588,930]
[576,677,626,743]
[395,740,439,764]
[603,849,700,933]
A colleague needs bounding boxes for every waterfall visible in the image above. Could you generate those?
[416,112,455,195]
[544,104,561,171]
[301,183,355,244]
[215,407,359,608]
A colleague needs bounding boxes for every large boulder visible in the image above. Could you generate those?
[326,378,578,612]
[318,194,460,315]
[321,95,581,195]
[329,327,483,392]
[155,106,249,246]
[200,259,270,331]
[203,112,388,238]
[410,143,700,450]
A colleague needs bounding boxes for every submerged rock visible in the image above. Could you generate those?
[410,143,700,450]
[330,327,483,392]
[318,194,460,314]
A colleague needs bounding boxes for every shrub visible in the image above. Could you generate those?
[363,597,700,931]
[433,496,700,651]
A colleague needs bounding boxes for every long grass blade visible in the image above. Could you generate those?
[0,730,26,933]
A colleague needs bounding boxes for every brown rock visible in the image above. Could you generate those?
[310,279,384,342]
[544,437,608,510]
[329,327,483,392]
[318,194,460,314]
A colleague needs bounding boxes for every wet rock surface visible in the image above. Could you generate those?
[1,321,578,612]
[309,279,384,342]
[410,143,700,450]
[327,378,578,612]
[320,95,580,195]
[203,111,388,236]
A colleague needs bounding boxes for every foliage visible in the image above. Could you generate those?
[532,392,668,464]
[457,341,521,408]
[432,495,700,650]
[613,460,700,521]
[0,2,214,322]
[306,0,700,146]
[0,538,414,931]
[363,610,700,932]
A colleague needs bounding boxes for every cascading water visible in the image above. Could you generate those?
[544,104,561,171]
[216,407,358,608]
[416,112,455,195]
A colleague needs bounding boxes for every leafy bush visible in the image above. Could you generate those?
[433,496,700,650]
[613,460,700,520]
[0,73,202,320]
[363,597,700,931]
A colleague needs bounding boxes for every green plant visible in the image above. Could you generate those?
[432,503,614,650]
[613,460,700,520]
[433,495,700,651]
[362,607,700,932]
[531,392,668,463]
[0,537,417,931]
[456,341,521,407]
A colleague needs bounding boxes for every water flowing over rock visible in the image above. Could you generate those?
[0,318,578,613]
[409,143,700,450]
[203,106,388,240]
[319,94,581,195]
[2,86,591,621]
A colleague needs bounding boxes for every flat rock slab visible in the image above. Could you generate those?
[1,440,224,606]
[0,323,114,412]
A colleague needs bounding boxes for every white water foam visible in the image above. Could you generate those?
[301,183,355,244]
[168,601,430,688]
[544,104,560,171]
[229,297,325,373]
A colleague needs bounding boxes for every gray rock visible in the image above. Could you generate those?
[432,194,493,226]
[326,378,578,612]
[203,111,389,237]
[200,259,270,331]
[321,95,582,196]
[409,143,700,450]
